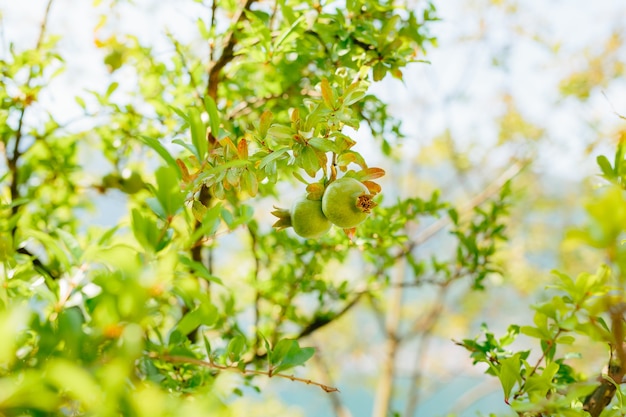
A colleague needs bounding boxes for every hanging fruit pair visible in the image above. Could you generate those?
[272,177,377,238]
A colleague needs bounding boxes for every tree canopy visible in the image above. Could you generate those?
[1,0,626,416]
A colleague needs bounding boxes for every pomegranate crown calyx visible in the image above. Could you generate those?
[271,206,292,230]
[356,193,377,214]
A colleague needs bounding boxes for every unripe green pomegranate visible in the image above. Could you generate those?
[100,170,145,194]
[322,177,376,228]
[120,169,145,194]
[272,196,331,238]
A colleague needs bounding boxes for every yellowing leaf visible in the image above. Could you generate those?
[237,138,248,159]
[363,180,382,195]
[320,78,334,109]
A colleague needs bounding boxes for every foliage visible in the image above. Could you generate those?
[2,0,625,416]
[458,141,626,417]
[0,0,447,415]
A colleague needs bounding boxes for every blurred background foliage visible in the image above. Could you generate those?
[1,0,626,416]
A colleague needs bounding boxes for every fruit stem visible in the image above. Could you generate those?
[329,153,338,182]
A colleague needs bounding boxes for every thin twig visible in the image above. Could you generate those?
[209,0,218,61]
[271,265,303,345]
[372,260,406,417]
[248,225,262,352]
[16,247,57,279]
[155,354,339,393]
[35,0,55,49]
[268,0,280,32]
[167,32,204,102]
[297,292,364,339]
[395,159,527,260]
[311,342,353,417]
[601,90,626,121]
[404,284,449,416]
[225,92,284,120]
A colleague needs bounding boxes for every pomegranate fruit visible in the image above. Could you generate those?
[272,196,332,238]
[321,177,376,228]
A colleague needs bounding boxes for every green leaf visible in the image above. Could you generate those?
[56,228,83,262]
[499,324,520,346]
[520,325,545,339]
[448,208,459,225]
[300,145,320,176]
[259,110,273,137]
[614,141,625,177]
[337,151,367,169]
[203,96,220,138]
[154,165,185,218]
[197,17,210,39]
[597,155,615,179]
[178,255,223,285]
[260,333,272,362]
[172,138,198,157]
[25,230,71,272]
[498,354,521,403]
[145,197,167,220]
[203,335,212,357]
[131,208,159,252]
[96,225,120,246]
[169,105,189,122]
[138,136,181,179]
[270,339,292,366]
[342,82,368,106]
[524,361,559,399]
[227,335,247,363]
[556,335,575,344]
[308,137,338,153]
[173,304,218,336]
[272,339,315,375]
[194,159,250,184]
[45,359,101,407]
[273,15,304,52]
[373,63,387,81]
[190,202,222,242]
[259,148,290,171]
[75,96,86,109]
[0,307,31,365]
[268,125,296,141]
[189,107,207,160]
[105,81,119,97]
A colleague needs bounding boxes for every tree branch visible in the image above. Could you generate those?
[8,0,55,220]
[188,0,257,293]
[155,354,339,393]
[206,0,256,103]
[583,306,626,417]
[16,247,58,280]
